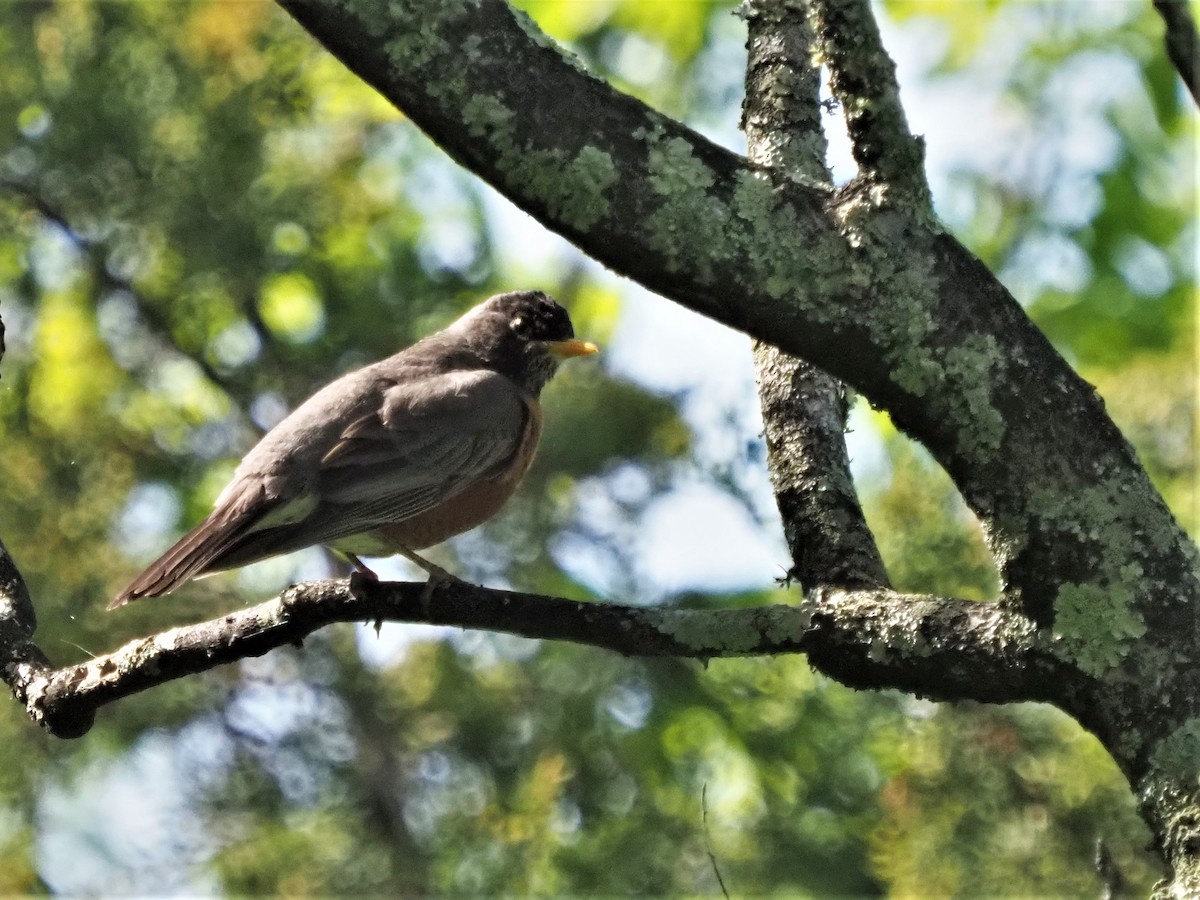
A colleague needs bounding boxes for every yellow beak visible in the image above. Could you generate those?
[548,339,600,360]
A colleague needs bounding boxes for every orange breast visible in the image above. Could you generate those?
[373,398,543,550]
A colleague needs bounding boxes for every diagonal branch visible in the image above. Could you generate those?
[1152,0,1200,107]
[809,0,932,209]
[743,0,890,591]
[274,0,840,354]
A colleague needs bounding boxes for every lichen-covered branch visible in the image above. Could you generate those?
[753,350,889,588]
[742,0,890,591]
[273,0,839,356]
[809,0,932,209]
[741,0,829,180]
[5,569,1056,740]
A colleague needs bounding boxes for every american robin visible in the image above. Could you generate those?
[109,290,598,608]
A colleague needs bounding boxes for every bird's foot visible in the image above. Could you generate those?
[418,576,440,620]
[394,546,458,583]
[345,553,380,595]
[394,545,465,620]
[342,552,385,631]
[417,568,472,620]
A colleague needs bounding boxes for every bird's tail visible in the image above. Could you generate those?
[108,514,244,609]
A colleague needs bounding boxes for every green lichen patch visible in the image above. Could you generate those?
[1052,566,1147,678]
[461,94,514,138]
[833,197,949,401]
[891,347,940,397]
[656,608,810,655]
[756,605,814,646]
[1025,471,1199,677]
[380,1,487,96]
[941,334,1006,458]
[1149,717,1200,785]
[513,145,617,232]
[380,0,458,72]
[551,145,619,230]
[865,604,937,663]
[731,170,841,307]
[637,130,729,282]
[461,96,617,232]
[1027,455,1184,559]
[657,610,753,654]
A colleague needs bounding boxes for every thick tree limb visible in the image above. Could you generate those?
[742,0,890,591]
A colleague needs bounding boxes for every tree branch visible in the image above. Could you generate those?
[809,0,932,209]
[2,560,1056,739]
[742,0,890,591]
[1152,0,1200,107]
[753,350,890,588]
[273,0,839,351]
[741,0,829,179]
[0,539,90,738]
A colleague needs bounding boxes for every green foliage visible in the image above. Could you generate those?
[869,703,1158,896]
[865,424,999,601]
[0,0,1188,896]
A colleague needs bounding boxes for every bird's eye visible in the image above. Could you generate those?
[510,315,526,335]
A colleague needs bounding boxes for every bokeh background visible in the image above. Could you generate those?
[0,0,1194,894]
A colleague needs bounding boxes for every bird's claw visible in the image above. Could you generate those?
[391,545,467,619]
[349,568,378,595]
[419,575,439,620]
[343,552,383,631]
[417,567,470,620]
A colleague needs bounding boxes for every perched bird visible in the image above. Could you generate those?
[110,290,598,608]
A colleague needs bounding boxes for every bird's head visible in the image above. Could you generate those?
[452,290,598,393]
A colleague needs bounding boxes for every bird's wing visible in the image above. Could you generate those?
[110,369,529,605]
[305,368,528,528]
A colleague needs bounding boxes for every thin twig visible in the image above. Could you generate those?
[701,783,731,900]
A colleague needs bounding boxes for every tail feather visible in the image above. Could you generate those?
[109,480,402,609]
[109,479,274,609]
[108,513,247,609]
